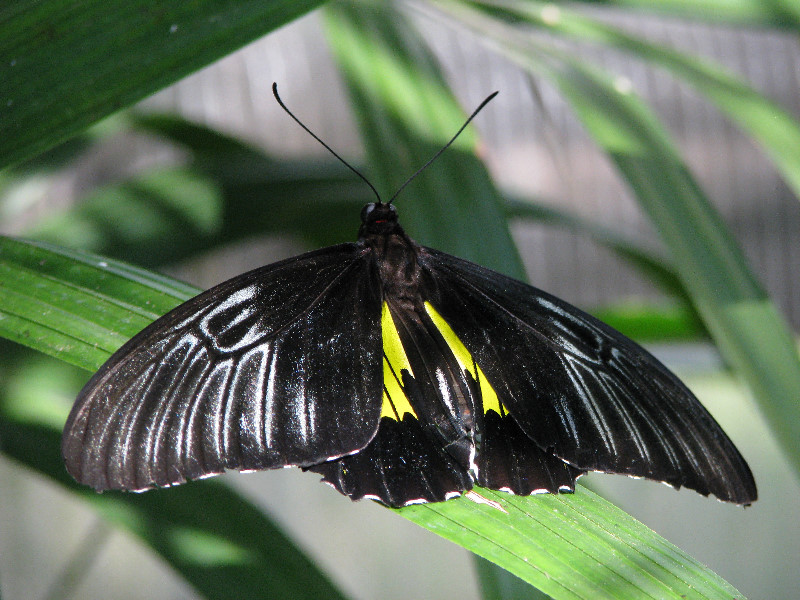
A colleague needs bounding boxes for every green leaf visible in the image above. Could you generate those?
[0,237,196,371]
[0,419,348,600]
[440,0,800,493]
[26,116,375,268]
[562,0,800,27]
[0,0,325,169]
[400,489,743,600]
[474,1,800,206]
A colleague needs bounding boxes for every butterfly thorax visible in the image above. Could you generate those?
[358,202,421,304]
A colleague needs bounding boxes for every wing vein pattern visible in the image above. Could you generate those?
[62,244,384,491]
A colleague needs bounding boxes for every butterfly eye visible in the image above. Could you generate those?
[361,203,377,223]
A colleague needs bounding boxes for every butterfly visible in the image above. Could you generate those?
[62,88,757,508]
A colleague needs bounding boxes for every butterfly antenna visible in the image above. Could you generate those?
[272,83,382,204]
[388,91,499,204]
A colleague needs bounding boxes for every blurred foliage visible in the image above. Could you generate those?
[2,1,800,599]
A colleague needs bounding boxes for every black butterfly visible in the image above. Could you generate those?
[62,90,757,508]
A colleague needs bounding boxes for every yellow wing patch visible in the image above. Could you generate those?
[381,303,417,420]
[380,301,504,419]
[424,302,503,415]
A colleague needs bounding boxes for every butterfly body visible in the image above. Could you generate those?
[63,202,757,507]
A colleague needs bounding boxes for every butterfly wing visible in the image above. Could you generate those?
[307,299,583,507]
[476,403,585,496]
[62,244,383,492]
[306,414,473,506]
[418,248,757,504]
[306,301,475,506]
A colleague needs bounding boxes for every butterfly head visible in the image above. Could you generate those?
[360,202,400,238]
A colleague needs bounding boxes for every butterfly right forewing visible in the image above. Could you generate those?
[62,244,384,492]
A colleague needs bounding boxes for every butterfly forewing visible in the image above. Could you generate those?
[62,244,383,491]
[418,248,757,505]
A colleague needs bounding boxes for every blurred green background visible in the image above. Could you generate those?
[2,1,800,599]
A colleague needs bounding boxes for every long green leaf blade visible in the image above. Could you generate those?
[0,421,348,600]
[474,1,800,206]
[401,489,743,600]
[0,0,324,169]
[0,237,195,370]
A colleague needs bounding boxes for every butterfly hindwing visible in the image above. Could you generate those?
[307,301,476,506]
[478,407,584,495]
[418,248,757,504]
[62,244,384,491]
[307,415,472,506]
[421,301,585,496]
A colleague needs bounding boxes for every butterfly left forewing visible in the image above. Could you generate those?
[418,248,757,505]
[62,245,383,491]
